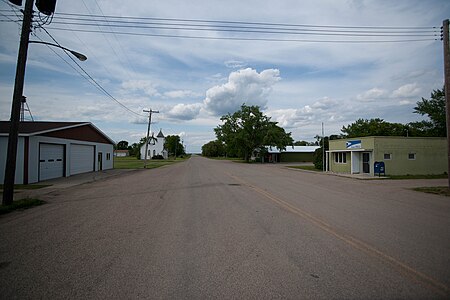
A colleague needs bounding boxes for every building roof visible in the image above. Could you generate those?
[0,121,115,144]
[156,129,164,138]
[268,146,320,153]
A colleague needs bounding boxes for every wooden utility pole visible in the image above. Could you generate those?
[443,19,450,188]
[2,0,34,205]
[143,109,159,168]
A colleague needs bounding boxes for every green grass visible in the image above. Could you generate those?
[0,184,51,190]
[0,198,46,215]
[412,186,450,197]
[287,165,322,172]
[113,156,189,169]
[387,174,447,180]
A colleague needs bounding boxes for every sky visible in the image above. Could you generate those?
[0,0,448,153]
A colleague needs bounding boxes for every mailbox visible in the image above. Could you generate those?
[374,161,386,176]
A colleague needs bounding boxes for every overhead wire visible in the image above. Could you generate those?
[37,27,145,117]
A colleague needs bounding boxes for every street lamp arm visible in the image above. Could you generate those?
[29,40,87,61]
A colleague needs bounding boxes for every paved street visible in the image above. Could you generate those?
[1,156,449,299]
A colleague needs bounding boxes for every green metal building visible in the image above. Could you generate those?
[327,136,447,176]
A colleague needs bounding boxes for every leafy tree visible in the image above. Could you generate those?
[164,135,185,157]
[409,87,446,137]
[116,140,129,150]
[313,136,329,170]
[341,118,407,138]
[214,104,293,162]
[128,143,141,158]
[202,140,225,157]
[294,140,318,146]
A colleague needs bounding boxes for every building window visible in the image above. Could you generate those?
[335,152,347,164]
[384,153,392,160]
[408,153,416,160]
[148,150,151,156]
[106,153,111,160]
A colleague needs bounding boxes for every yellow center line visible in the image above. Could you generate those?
[226,172,449,297]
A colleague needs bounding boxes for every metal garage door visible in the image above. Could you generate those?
[70,144,94,175]
[39,143,64,181]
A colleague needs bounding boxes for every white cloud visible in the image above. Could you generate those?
[203,68,281,116]
[165,103,202,120]
[224,60,247,69]
[163,90,201,99]
[392,83,421,98]
[356,88,387,102]
[121,80,160,97]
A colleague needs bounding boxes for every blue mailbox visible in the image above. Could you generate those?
[374,161,386,176]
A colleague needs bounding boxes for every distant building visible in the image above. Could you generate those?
[327,136,447,176]
[0,121,114,184]
[255,146,320,163]
[114,150,129,157]
[140,129,168,160]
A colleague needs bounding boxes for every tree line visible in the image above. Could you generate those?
[115,135,185,158]
[202,87,446,166]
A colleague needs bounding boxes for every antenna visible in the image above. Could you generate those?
[20,96,34,121]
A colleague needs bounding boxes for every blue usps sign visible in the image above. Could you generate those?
[346,140,361,149]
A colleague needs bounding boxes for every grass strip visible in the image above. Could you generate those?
[0,198,46,215]
[287,166,322,172]
[412,186,450,197]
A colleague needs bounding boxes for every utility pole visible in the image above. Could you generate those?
[2,0,34,206]
[322,122,325,172]
[143,109,159,168]
[443,19,450,188]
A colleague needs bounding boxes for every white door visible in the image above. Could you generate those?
[39,143,64,181]
[70,144,94,175]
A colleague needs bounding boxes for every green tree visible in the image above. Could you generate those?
[294,140,314,146]
[116,140,129,150]
[409,87,446,137]
[214,104,293,162]
[164,135,185,157]
[202,140,225,157]
[341,118,407,138]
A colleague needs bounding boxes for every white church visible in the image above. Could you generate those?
[140,129,169,160]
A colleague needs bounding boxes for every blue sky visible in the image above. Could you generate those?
[0,0,448,153]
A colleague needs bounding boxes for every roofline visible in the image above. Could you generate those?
[0,122,115,144]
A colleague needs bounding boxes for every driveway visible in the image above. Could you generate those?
[1,156,449,299]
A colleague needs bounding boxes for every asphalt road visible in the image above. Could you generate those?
[1,156,449,299]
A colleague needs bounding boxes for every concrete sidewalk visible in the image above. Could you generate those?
[10,169,137,200]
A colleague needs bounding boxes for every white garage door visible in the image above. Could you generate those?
[70,144,94,175]
[39,143,64,181]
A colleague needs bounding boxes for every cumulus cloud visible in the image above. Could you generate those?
[356,88,387,102]
[392,83,421,98]
[203,68,281,116]
[165,103,202,121]
[121,80,160,97]
[268,97,340,128]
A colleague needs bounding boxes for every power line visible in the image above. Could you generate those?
[54,12,437,30]
[47,27,438,43]
[46,20,438,37]
[37,28,145,117]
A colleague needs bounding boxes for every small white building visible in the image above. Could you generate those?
[140,129,168,160]
[114,150,129,157]
[0,121,114,184]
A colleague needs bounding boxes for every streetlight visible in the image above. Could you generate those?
[29,41,87,61]
[2,0,87,206]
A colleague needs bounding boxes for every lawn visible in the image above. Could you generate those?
[0,198,46,215]
[113,156,190,169]
[287,165,322,172]
[0,184,51,191]
[412,186,450,197]
[387,174,447,180]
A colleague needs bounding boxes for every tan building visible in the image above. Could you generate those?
[327,136,447,176]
